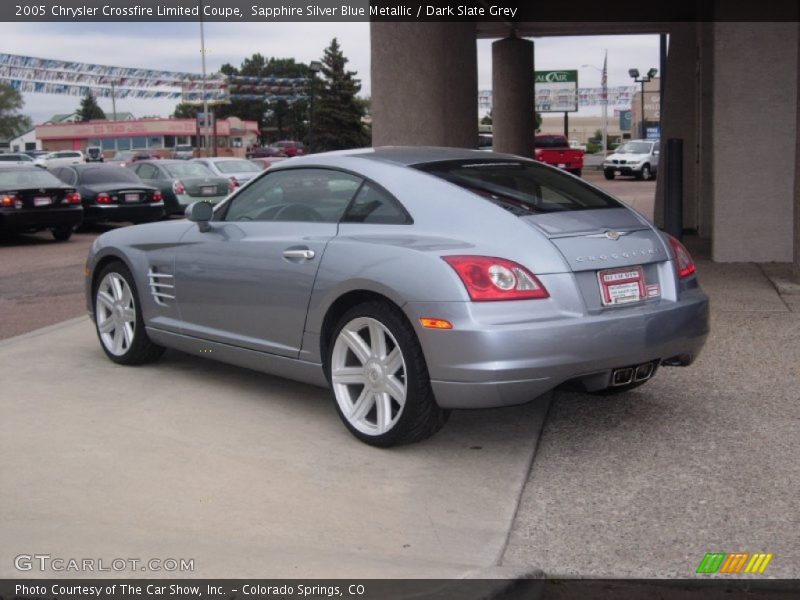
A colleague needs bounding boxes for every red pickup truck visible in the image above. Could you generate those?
[533,135,584,177]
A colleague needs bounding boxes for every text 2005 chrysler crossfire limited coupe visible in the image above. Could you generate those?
[85,147,709,446]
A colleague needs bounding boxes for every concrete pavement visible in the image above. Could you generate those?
[502,255,800,578]
[0,320,549,578]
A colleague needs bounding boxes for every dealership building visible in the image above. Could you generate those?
[34,116,260,157]
[371,20,799,273]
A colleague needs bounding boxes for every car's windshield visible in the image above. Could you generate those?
[0,169,64,188]
[80,167,142,185]
[416,160,622,214]
[213,160,260,174]
[165,163,215,178]
[617,142,653,154]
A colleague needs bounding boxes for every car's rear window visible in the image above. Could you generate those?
[213,160,260,174]
[415,160,622,214]
[80,167,142,185]
[166,163,215,178]
[0,169,63,188]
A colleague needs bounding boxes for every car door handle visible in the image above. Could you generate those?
[282,249,315,260]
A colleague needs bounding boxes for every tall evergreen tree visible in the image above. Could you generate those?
[312,38,369,152]
[77,92,105,121]
[0,84,31,139]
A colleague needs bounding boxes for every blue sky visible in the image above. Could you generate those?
[0,22,660,124]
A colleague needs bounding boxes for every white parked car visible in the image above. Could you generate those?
[34,150,85,169]
[603,140,660,181]
[569,139,587,152]
[0,153,37,166]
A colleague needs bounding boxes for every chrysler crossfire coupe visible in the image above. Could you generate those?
[85,147,709,446]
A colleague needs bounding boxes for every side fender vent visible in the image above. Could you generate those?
[148,267,175,307]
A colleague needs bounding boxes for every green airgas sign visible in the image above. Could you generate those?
[535,70,579,113]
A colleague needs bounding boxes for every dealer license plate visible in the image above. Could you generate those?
[33,196,52,206]
[598,266,645,306]
[201,186,217,195]
[124,193,139,203]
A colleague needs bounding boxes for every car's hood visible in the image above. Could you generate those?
[606,152,648,161]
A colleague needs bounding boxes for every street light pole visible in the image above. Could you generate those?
[629,67,658,139]
[581,55,608,154]
[199,0,209,156]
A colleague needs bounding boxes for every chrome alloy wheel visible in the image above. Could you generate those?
[331,317,408,436]
[95,272,137,357]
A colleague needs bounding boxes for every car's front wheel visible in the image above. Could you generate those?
[94,262,165,365]
[328,301,448,447]
[604,169,616,180]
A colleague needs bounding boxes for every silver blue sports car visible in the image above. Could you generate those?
[85,147,709,446]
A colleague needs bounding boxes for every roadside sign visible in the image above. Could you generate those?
[535,70,578,113]
[646,126,660,140]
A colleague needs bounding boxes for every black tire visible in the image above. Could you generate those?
[603,169,615,180]
[51,226,72,241]
[327,300,448,447]
[93,261,165,365]
[638,164,651,181]
[571,169,582,178]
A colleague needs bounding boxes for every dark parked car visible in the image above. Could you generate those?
[128,160,230,215]
[246,146,287,159]
[250,157,288,170]
[50,164,163,225]
[269,140,305,157]
[0,166,82,240]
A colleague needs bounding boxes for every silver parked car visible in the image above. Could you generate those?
[84,147,709,446]
[192,157,262,189]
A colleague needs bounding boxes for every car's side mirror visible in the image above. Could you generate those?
[186,201,213,232]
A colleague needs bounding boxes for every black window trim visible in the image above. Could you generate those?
[214,165,413,225]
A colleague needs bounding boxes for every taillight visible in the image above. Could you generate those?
[172,180,186,195]
[228,176,239,192]
[96,193,111,204]
[442,256,549,301]
[151,191,162,203]
[666,234,696,279]
[1,194,16,207]
[63,192,81,204]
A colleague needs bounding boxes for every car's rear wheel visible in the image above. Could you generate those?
[604,169,615,180]
[94,262,165,365]
[50,226,72,241]
[328,301,448,447]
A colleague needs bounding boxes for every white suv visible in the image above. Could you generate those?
[603,140,660,181]
[34,150,85,169]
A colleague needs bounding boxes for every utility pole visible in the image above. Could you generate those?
[199,0,209,156]
[601,50,608,155]
[110,80,117,121]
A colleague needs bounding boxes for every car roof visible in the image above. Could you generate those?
[284,146,525,167]
[0,165,42,171]
[68,164,130,170]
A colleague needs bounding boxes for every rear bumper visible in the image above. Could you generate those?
[406,289,709,409]
[84,203,164,223]
[0,207,83,231]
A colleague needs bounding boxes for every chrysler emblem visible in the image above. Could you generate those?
[605,230,621,240]
[586,230,628,241]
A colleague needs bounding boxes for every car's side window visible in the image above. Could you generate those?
[223,168,362,223]
[137,164,157,180]
[53,168,77,185]
[342,182,410,224]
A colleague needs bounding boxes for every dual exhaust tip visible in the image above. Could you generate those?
[611,361,656,387]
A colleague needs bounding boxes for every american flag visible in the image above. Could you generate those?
[601,50,608,103]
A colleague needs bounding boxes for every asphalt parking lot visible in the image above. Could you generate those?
[2,177,796,580]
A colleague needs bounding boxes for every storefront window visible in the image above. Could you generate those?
[148,136,163,149]
[117,138,131,151]
[101,138,116,151]
[132,136,148,149]
[164,136,175,148]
